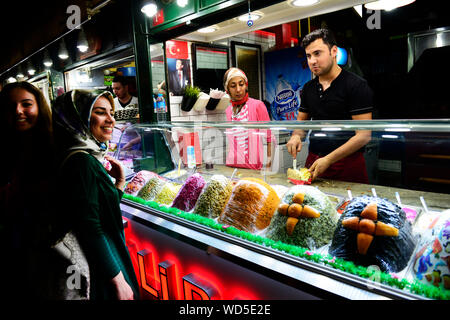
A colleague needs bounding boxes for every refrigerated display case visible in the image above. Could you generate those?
[114,119,450,300]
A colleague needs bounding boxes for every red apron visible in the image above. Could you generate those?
[305,151,369,184]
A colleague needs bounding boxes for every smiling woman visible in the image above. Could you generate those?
[0,81,56,299]
[1,82,52,134]
[90,96,115,143]
[51,89,140,300]
[7,87,39,131]
[53,90,116,161]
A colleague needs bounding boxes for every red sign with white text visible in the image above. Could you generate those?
[153,9,165,26]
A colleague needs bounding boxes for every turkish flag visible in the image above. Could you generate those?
[166,40,189,60]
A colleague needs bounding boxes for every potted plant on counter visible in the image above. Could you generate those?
[205,88,225,111]
[181,85,201,112]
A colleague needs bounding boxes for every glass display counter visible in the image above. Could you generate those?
[115,120,450,300]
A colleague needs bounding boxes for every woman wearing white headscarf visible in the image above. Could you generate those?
[52,90,139,300]
[223,67,274,170]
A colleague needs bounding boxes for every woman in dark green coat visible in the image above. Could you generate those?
[52,90,139,300]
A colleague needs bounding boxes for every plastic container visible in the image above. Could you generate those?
[193,92,210,112]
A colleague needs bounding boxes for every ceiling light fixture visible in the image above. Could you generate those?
[177,0,188,7]
[197,26,217,33]
[43,50,53,68]
[77,28,89,53]
[141,1,158,17]
[291,0,320,7]
[436,32,444,47]
[27,62,36,76]
[238,1,263,27]
[43,60,53,68]
[237,12,262,23]
[364,0,416,11]
[17,68,24,78]
[58,39,69,60]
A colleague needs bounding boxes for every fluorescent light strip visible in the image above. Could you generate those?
[381,134,399,139]
[321,127,342,131]
[384,128,411,132]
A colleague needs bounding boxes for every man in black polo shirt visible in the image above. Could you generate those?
[287,28,373,183]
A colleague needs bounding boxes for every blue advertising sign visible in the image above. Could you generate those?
[264,46,311,120]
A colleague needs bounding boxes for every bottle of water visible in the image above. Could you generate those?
[187,145,196,169]
[271,74,300,120]
[156,93,167,122]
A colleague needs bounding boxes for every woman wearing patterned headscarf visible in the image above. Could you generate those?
[52,90,139,300]
[223,67,274,170]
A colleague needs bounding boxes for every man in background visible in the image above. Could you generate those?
[112,75,138,110]
[111,75,140,151]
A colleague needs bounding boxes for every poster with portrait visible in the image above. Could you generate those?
[166,40,192,96]
[264,46,311,120]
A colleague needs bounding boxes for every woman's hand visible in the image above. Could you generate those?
[111,271,134,300]
[104,155,125,190]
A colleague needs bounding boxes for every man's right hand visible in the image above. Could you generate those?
[286,134,302,158]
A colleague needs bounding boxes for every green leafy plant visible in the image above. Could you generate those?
[181,85,202,112]
[183,85,201,98]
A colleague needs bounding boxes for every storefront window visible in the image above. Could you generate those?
[192,43,229,93]
[155,1,449,122]
[150,43,166,97]
[138,1,449,190]
[231,41,262,100]
[114,1,450,302]
[64,47,136,92]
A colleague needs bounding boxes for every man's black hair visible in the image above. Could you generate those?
[112,75,128,86]
[301,28,337,50]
